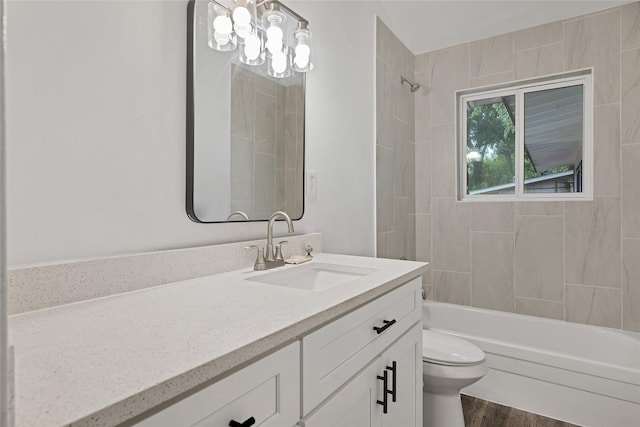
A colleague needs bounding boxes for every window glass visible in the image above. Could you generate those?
[523,85,583,194]
[466,95,516,195]
[458,70,591,202]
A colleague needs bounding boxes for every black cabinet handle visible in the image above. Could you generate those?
[376,370,389,414]
[229,417,256,427]
[386,361,397,402]
[373,319,396,334]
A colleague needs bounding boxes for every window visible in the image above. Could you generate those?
[457,70,593,201]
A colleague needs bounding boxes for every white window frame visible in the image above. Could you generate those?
[456,70,593,202]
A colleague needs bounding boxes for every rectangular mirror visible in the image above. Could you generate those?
[187,0,305,222]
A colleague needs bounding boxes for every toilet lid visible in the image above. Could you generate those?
[422,330,485,365]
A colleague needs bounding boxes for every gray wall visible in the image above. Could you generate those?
[413,2,640,332]
[376,19,416,263]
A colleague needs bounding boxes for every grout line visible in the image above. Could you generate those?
[516,296,565,304]
[620,46,640,54]
[514,41,563,54]
[470,230,515,235]
[565,283,623,291]
[563,6,621,24]
[563,200,567,322]
[619,13,624,330]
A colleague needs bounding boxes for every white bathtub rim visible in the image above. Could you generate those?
[423,301,640,368]
[427,326,640,388]
[424,300,640,341]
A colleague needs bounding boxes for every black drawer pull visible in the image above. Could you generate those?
[387,361,397,402]
[229,417,256,427]
[376,370,389,414]
[373,319,396,334]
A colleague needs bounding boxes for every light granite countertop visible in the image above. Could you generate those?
[8,253,427,427]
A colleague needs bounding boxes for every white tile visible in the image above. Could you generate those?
[431,44,469,125]
[564,9,620,105]
[565,198,621,288]
[514,21,563,51]
[593,105,621,196]
[515,297,564,320]
[622,2,640,50]
[433,270,471,305]
[471,232,515,312]
[623,238,640,332]
[514,43,563,80]
[565,284,621,328]
[622,145,640,238]
[470,33,514,78]
[515,215,564,301]
[470,202,514,232]
[621,48,640,146]
[432,198,470,272]
[431,124,456,197]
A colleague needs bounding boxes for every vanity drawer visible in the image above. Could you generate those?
[301,277,421,414]
[135,342,300,427]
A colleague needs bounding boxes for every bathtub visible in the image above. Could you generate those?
[422,301,640,427]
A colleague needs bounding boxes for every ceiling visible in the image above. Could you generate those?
[378,0,630,54]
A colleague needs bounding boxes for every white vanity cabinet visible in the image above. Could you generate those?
[301,278,423,427]
[134,277,422,427]
[134,342,300,427]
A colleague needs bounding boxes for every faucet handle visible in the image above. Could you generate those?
[305,245,314,257]
[245,245,266,270]
[274,241,288,261]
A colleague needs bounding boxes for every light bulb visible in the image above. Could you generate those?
[267,24,283,42]
[232,6,251,27]
[213,15,232,35]
[294,53,309,68]
[266,37,282,54]
[295,43,310,58]
[244,34,260,60]
[214,31,230,46]
[272,51,287,73]
[234,24,252,39]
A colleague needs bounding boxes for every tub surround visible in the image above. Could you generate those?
[8,251,427,427]
[412,1,640,333]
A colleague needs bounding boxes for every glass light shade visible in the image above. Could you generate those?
[213,15,232,35]
[262,8,287,55]
[291,26,313,72]
[268,48,291,78]
[232,6,251,26]
[234,23,253,39]
[239,32,265,65]
[208,2,237,51]
[266,36,283,55]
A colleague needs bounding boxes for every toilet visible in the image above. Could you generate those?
[422,329,488,427]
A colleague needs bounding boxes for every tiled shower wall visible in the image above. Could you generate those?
[230,64,303,219]
[376,19,416,262]
[413,2,640,332]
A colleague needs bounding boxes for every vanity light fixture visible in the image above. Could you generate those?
[207,0,313,77]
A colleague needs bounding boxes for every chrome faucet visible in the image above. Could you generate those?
[245,211,294,271]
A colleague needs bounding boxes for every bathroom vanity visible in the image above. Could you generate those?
[8,251,427,427]
[135,274,422,427]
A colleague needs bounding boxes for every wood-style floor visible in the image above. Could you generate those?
[461,395,581,427]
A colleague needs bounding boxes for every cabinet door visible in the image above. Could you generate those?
[134,342,299,427]
[301,358,383,427]
[381,322,423,427]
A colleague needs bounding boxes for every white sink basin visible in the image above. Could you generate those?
[246,262,377,291]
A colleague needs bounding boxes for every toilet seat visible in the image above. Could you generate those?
[422,330,485,366]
